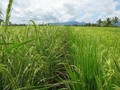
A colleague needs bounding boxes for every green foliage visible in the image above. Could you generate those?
[0,19,3,25]
[0,0,120,89]
[97,19,102,26]
[0,26,120,90]
[0,26,69,89]
[96,17,120,27]
[0,5,3,25]
[64,27,120,90]
[0,11,2,17]
[112,16,119,24]
[105,18,112,27]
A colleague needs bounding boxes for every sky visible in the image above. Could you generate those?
[0,0,120,24]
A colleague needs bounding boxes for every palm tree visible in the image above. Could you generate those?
[0,6,3,25]
[0,9,2,18]
[112,16,119,26]
[97,19,102,26]
[0,19,3,25]
[105,18,112,27]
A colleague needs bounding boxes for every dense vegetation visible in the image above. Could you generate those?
[96,17,120,27]
[84,17,120,27]
[0,26,120,90]
[0,0,120,90]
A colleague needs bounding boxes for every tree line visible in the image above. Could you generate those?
[0,16,120,27]
[85,16,120,27]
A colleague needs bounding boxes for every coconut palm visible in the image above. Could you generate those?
[97,19,102,26]
[0,8,2,18]
[0,6,3,25]
[0,19,4,25]
[112,16,119,26]
[105,18,112,27]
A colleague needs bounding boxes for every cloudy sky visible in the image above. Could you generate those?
[0,0,120,24]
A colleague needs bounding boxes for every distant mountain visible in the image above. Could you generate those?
[113,22,120,26]
[48,21,86,26]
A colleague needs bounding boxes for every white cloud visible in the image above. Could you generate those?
[0,0,120,23]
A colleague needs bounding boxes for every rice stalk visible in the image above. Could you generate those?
[4,0,13,33]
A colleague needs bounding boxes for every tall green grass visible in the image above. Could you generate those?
[4,0,13,33]
[0,0,120,89]
[64,27,120,90]
[0,25,69,89]
[0,26,120,90]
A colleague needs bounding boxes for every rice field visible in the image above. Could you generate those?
[0,26,120,90]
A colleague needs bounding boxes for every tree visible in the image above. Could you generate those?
[112,16,119,26]
[0,3,3,24]
[0,6,1,14]
[97,19,102,26]
[96,17,120,27]
[85,23,92,26]
[105,18,112,27]
[0,19,3,25]
[0,7,3,25]
[0,3,2,17]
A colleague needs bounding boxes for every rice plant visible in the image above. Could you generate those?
[0,0,120,90]
[4,0,13,33]
[64,27,120,90]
